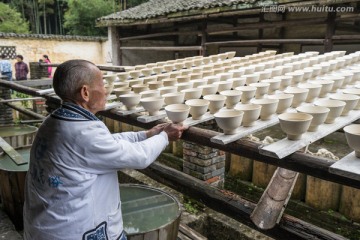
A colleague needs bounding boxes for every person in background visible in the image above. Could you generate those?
[0,54,13,81]
[23,59,187,240]
[15,54,29,80]
[42,54,52,78]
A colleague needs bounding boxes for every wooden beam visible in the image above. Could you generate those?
[205,39,325,46]
[16,79,52,87]
[109,26,122,65]
[98,109,360,190]
[208,17,327,36]
[3,101,46,120]
[119,30,201,41]
[332,34,360,40]
[39,63,125,72]
[119,46,202,51]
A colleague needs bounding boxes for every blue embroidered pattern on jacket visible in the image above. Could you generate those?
[51,102,99,121]
[48,176,63,188]
[82,222,108,240]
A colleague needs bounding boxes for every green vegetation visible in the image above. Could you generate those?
[0,2,30,33]
[183,196,205,215]
[2,0,149,36]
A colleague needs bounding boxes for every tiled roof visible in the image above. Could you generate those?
[96,0,356,27]
[0,32,107,42]
[97,0,267,26]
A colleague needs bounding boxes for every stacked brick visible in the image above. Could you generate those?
[183,141,225,187]
[0,83,13,125]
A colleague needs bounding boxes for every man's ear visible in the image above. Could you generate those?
[80,85,90,102]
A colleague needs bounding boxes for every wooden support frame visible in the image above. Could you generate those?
[119,46,202,51]
[324,10,337,52]
[109,26,122,66]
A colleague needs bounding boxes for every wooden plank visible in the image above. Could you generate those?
[0,97,44,103]
[211,114,279,145]
[178,223,207,240]
[137,110,167,123]
[205,39,325,46]
[120,30,201,41]
[104,102,123,111]
[329,152,360,181]
[251,168,299,230]
[120,46,202,51]
[182,112,214,127]
[39,63,125,72]
[110,106,145,116]
[0,137,28,165]
[17,79,52,87]
[36,88,54,95]
[259,110,360,159]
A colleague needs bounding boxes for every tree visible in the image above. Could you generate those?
[64,0,114,36]
[0,2,30,33]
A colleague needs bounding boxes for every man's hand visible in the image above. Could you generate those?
[163,124,188,141]
[146,123,169,138]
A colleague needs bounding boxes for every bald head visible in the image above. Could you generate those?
[53,60,100,102]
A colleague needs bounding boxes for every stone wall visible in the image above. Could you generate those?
[0,33,110,78]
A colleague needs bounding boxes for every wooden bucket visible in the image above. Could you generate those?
[0,146,30,229]
[120,184,181,240]
[0,124,37,149]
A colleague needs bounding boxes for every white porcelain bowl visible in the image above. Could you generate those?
[314,99,346,123]
[344,124,360,158]
[329,93,360,116]
[198,84,219,96]
[268,94,294,114]
[220,90,242,109]
[235,104,261,127]
[298,83,322,103]
[278,112,313,140]
[214,110,244,134]
[114,87,132,98]
[119,93,141,110]
[252,98,279,120]
[250,82,270,99]
[185,99,210,120]
[203,94,226,114]
[140,97,165,116]
[235,86,257,104]
[181,88,202,100]
[284,87,309,108]
[163,92,185,105]
[165,104,190,124]
[296,105,330,131]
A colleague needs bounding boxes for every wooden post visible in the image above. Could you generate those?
[229,154,253,181]
[339,185,360,222]
[324,11,337,52]
[257,13,264,53]
[109,26,122,66]
[306,176,341,211]
[279,12,286,53]
[200,20,207,56]
[174,23,180,59]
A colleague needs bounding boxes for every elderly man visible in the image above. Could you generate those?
[24,59,186,240]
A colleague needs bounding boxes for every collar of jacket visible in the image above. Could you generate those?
[51,102,100,121]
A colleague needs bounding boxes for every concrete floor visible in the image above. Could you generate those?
[0,208,22,240]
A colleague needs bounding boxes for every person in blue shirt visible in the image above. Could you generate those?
[0,54,13,81]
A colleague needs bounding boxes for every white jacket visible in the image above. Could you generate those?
[24,103,168,240]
